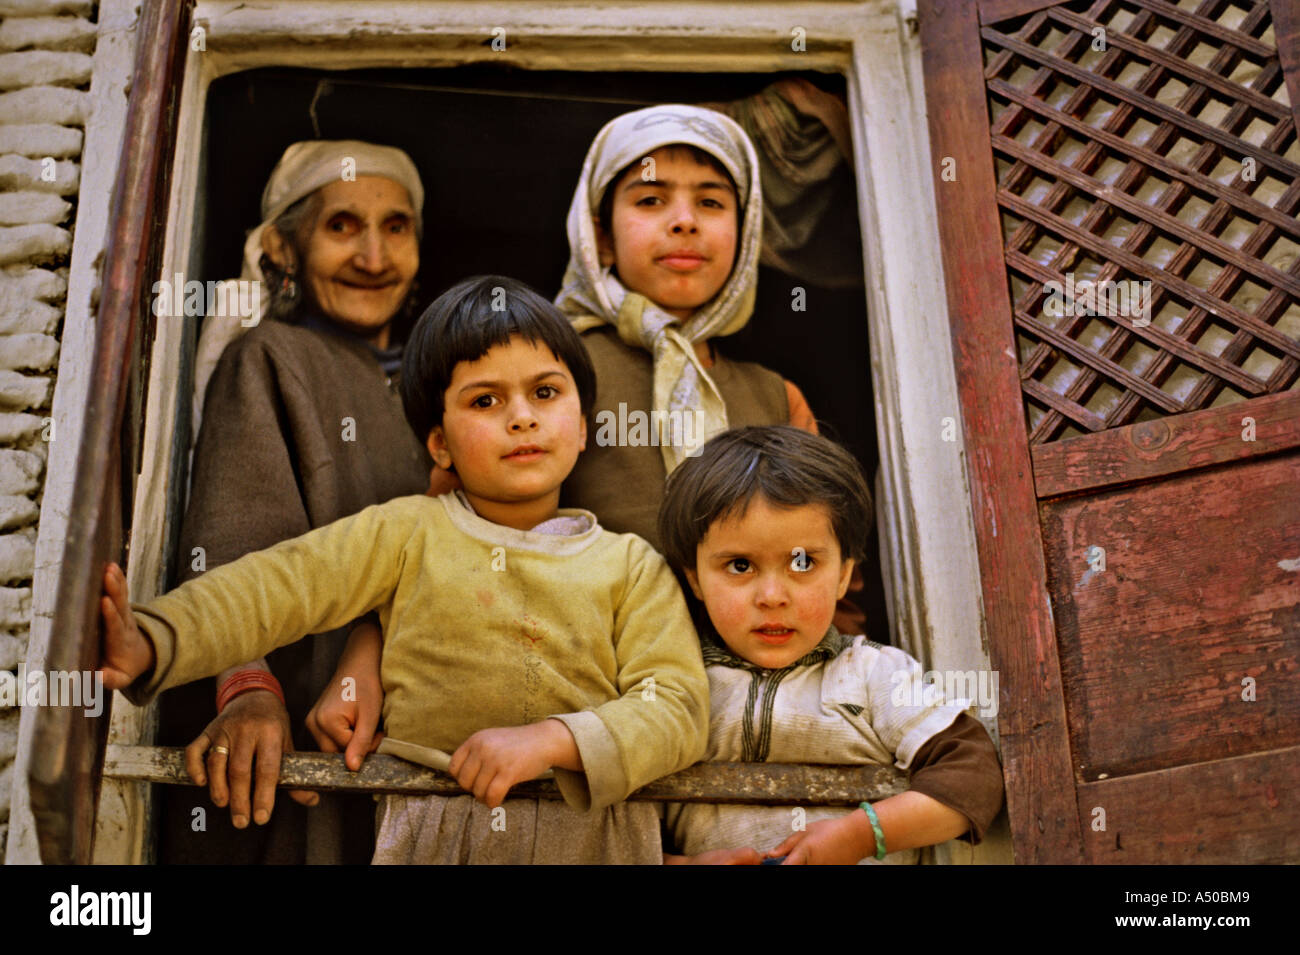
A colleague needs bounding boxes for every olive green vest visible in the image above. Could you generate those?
[562,325,789,549]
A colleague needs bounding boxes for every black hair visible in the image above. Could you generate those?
[657,426,874,573]
[400,275,597,441]
[596,143,740,237]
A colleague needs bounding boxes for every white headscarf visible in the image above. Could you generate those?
[190,139,424,441]
[554,105,763,471]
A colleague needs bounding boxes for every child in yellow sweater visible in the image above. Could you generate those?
[99,275,709,864]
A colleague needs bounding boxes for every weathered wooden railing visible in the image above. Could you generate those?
[104,746,908,805]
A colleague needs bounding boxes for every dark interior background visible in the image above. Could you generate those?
[202,65,888,639]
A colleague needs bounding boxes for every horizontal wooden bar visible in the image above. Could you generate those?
[978,0,1061,25]
[103,745,910,806]
[1031,387,1300,497]
[1077,745,1300,863]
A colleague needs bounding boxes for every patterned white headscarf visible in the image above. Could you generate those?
[190,140,424,441]
[555,105,763,471]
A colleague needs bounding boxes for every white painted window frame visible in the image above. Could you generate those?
[72,0,1000,863]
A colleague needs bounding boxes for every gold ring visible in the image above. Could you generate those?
[211,746,230,757]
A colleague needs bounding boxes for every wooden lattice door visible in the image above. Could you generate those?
[920,0,1299,862]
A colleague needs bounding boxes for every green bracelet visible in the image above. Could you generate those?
[859,802,887,860]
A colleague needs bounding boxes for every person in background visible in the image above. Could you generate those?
[157,139,431,864]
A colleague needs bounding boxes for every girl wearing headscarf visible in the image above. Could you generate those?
[555,105,818,548]
[157,140,432,865]
[554,105,871,660]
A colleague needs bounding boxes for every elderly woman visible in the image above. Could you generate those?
[157,140,433,864]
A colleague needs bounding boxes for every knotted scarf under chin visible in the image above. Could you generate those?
[610,289,733,469]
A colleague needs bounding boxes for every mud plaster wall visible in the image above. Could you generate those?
[3,0,138,864]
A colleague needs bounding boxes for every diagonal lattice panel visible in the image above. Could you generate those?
[982,0,1300,443]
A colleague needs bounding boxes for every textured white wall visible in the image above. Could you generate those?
[3,0,139,864]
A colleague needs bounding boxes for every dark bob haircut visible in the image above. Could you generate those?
[657,425,874,573]
[400,275,597,441]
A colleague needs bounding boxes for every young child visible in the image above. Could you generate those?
[309,105,861,773]
[554,104,819,548]
[655,426,1005,865]
[98,275,710,865]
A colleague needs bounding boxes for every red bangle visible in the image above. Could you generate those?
[216,670,285,714]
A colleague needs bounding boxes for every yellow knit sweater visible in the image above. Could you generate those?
[128,492,709,811]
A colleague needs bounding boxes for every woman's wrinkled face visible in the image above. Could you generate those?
[268,176,419,338]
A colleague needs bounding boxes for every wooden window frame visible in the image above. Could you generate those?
[74,0,993,863]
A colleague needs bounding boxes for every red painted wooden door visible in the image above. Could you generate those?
[920,0,1299,862]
